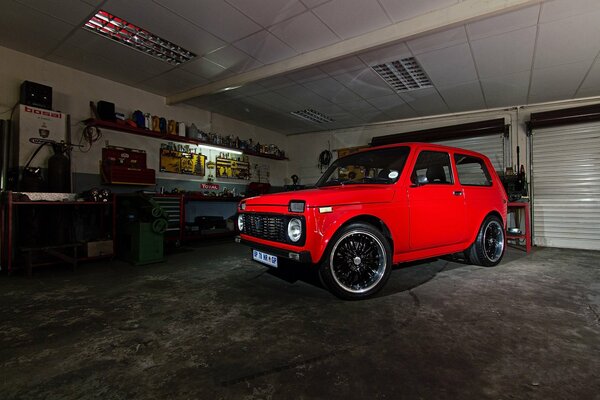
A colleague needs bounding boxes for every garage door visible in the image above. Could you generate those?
[531,122,600,250]
[434,134,506,173]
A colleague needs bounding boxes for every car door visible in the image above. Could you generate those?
[453,153,498,235]
[407,150,467,250]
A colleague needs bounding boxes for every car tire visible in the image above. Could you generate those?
[319,222,392,300]
[465,214,505,267]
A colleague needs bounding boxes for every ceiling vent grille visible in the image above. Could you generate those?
[83,10,196,65]
[372,57,432,92]
[290,109,334,123]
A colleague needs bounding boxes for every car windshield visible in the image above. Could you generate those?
[316,146,410,187]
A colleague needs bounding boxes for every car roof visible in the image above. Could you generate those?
[363,142,489,159]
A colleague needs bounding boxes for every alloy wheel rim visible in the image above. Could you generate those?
[330,230,386,294]
[483,220,504,262]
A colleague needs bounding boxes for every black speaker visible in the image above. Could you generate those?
[97,101,116,121]
[20,81,52,110]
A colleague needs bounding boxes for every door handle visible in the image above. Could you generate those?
[453,191,463,196]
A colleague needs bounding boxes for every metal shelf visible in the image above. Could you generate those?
[85,119,288,161]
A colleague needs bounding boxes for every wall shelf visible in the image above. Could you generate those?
[84,119,288,161]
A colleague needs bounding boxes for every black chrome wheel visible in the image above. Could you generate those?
[319,222,392,300]
[483,219,504,263]
[465,215,505,267]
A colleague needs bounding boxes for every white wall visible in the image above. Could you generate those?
[0,46,289,189]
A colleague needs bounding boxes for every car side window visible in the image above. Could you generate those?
[454,154,493,186]
[411,151,453,185]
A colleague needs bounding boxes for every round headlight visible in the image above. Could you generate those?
[287,218,302,242]
[237,214,245,232]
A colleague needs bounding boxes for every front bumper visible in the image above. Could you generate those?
[235,236,312,264]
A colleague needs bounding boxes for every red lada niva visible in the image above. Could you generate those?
[236,143,508,299]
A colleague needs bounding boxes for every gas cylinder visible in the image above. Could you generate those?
[48,144,70,192]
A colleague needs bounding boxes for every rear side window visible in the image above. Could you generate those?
[454,154,493,186]
[411,151,453,185]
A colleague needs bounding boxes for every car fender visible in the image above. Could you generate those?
[310,203,399,264]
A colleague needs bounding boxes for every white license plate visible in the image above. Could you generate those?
[252,249,278,268]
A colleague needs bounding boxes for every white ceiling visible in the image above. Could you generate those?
[1,0,600,134]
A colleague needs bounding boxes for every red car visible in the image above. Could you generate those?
[236,143,508,300]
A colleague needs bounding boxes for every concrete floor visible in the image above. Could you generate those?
[1,241,599,400]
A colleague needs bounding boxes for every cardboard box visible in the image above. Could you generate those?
[87,240,113,257]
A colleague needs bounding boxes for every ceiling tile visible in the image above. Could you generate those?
[480,71,530,108]
[226,0,306,27]
[250,91,303,112]
[273,84,333,107]
[312,0,391,40]
[46,45,141,87]
[105,0,226,56]
[269,11,339,53]
[285,67,329,83]
[398,88,449,115]
[225,83,269,98]
[332,68,395,99]
[529,61,591,103]
[575,86,600,99]
[467,5,540,40]
[180,57,229,80]
[379,0,458,23]
[15,0,95,25]
[407,27,467,55]
[577,58,600,93]
[383,103,418,120]
[338,99,378,114]
[534,10,600,69]
[437,81,486,112]
[234,30,297,64]
[138,69,208,96]
[367,94,406,111]
[204,46,263,73]
[56,29,173,78]
[303,77,362,103]
[416,43,478,87]
[358,42,411,66]
[258,76,294,90]
[153,0,262,42]
[300,0,330,9]
[310,102,346,115]
[471,26,536,79]
[540,0,600,23]
[0,1,75,57]
[319,56,366,76]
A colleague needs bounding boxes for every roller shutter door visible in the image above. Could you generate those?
[531,122,600,250]
[434,134,505,173]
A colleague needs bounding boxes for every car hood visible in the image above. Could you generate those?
[242,185,396,208]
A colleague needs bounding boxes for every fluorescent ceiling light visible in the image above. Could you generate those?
[372,57,432,92]
[290,109,334,124]
[198,144,242,155]
[83,10,196,65]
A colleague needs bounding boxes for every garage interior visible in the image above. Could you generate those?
[0,0,599,399]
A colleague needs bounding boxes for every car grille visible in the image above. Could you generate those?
[243,213,288,243]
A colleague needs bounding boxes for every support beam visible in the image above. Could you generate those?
[167,0,541,105]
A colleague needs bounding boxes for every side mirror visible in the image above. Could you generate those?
[412,175,429,186]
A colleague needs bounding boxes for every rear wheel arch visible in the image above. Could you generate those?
[465,212,506,267]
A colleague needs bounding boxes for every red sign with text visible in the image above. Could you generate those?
[201,183,220,190]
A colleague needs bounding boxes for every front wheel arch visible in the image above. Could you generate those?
[318,221,393,300]
[317,215,394,265]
